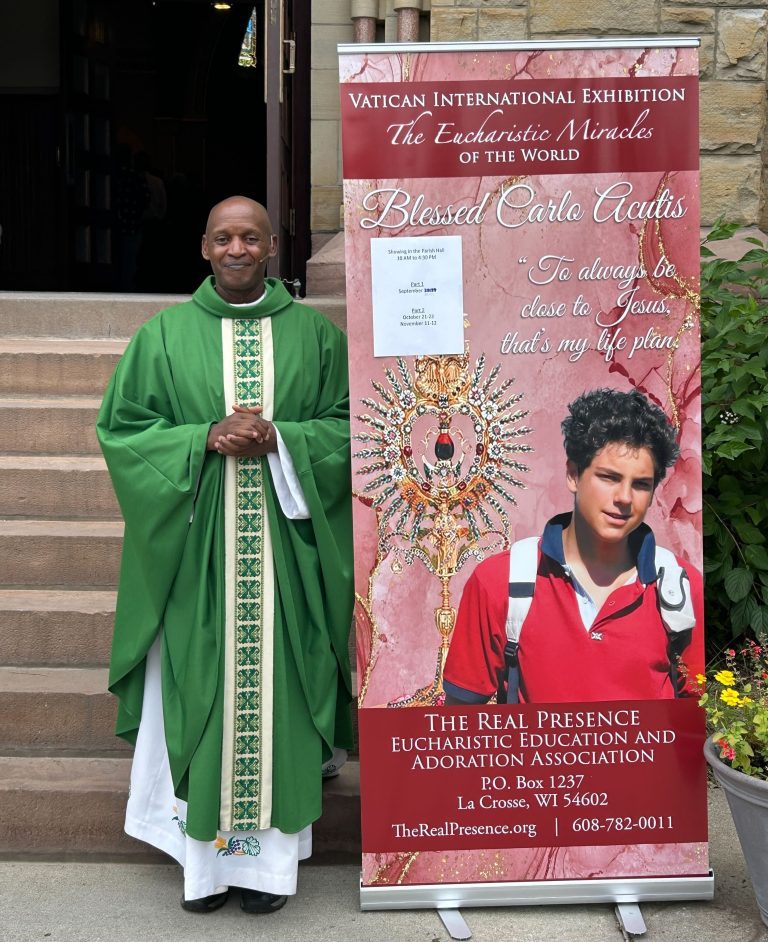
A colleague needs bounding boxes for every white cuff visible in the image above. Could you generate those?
[267,429,311,520]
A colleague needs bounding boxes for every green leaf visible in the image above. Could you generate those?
[745,544,768,571]
[734,520,764,544]
[731,595,759,631]
[724,567,754,602]
[751,605,768,634]
[717,440,755,460]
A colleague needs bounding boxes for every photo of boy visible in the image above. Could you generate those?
[443,388,703,705]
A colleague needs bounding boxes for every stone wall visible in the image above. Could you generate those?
[431,0,768,226]
[310,2,353,238]
[310,2,432,244]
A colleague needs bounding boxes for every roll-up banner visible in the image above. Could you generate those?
[339,39,712,911]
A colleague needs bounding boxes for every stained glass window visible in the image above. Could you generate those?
[239,7,258,69]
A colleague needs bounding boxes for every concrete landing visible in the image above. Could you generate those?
[0,786,765,942]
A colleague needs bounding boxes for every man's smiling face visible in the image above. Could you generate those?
[201,198,277,303]
[566,441,656,545]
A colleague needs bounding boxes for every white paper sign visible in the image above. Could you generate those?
[370,236,464,357]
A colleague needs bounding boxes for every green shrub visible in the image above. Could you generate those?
[700,221,768,659]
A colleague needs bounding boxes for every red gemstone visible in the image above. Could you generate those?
[457,481,466,491]
[476,443,485,454]
[403,446,413,457]
[422,482,431,492]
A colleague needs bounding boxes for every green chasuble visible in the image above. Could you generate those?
[97,277,353,841]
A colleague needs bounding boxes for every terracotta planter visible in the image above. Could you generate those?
[704,737,768,928]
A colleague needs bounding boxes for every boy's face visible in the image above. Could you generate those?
[566,442,656,545]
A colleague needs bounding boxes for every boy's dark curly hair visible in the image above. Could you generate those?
[561,388,679,485]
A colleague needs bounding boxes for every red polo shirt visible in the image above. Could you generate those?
[443,516,703,704]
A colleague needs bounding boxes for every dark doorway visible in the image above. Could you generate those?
[0,0,309,294]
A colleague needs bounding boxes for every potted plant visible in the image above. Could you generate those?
[697,639,768,927]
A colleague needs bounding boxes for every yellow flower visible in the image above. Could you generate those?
[720,688,740,706]
[740,696,753,706]
[695,674,706,686]
[714,670,736,687]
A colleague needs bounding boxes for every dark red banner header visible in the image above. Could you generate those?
[359,699,707,854]
[341,77,698,179]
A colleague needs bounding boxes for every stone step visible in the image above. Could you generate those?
[0,519,123,588]
[0,293,184,339]
[0,397,102,455]
[0,456,119,518]
[0,755,360,860]
[0,590,115,666]
[0,292,346,339]
[306,232,346,298]
[306,296,347,332]
[0,339,126,396]
[0,666,127,756]
[0,756,157,860]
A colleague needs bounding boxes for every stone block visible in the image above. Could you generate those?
[531,0,656,33]
[306,232,347,297]
[311,120,341,188]
[0,340,124,396]
[763,152,768,230]
[700,81,766,153]
[0,756,360,860]
[311,23,355,71]
[672,0,766,7]
[0,519,123,588]
[431,8,478,39]
[312,186,345,231]
[0,398,102,455]
[0,757,159,859]
[0,590,114,666]
[716,10,768,80]
[699,34,716,79]
[0,667,126,755]
[478,9,527,38]
[313,0,357,24]
[660,6,715,31]
[311,69,342,122]
[0,294,183,340]
[302,298,348,333]
[701,155,762,225]
[0,457,119,519]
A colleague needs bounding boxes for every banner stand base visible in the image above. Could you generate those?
[438,909,472,940]
[359,870,714,912]
[615,902,647,938]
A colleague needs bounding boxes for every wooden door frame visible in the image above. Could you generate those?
[264,0,310,290]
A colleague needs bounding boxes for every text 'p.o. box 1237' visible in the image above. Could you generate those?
[371,235,464,357]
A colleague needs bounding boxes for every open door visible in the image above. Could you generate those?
[62,0,116,290]
[264,0,310,293]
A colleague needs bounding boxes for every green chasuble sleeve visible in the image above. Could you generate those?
[97,278,354,840]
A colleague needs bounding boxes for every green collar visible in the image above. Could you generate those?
[192,276,294,319]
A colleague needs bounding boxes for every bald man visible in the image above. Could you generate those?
[97,198,353,915]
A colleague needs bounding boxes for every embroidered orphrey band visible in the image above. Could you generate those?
[229,317,269,828]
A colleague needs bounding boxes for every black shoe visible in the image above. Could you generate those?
[180,889,229,913]
[239,888,288,914]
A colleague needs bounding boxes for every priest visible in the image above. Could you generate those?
[97,197,353,915]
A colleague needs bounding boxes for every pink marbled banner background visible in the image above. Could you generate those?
[340,44,706,888]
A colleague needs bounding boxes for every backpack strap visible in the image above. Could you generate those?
[499,537,539,704]
[654,547,696,634]
[654,547,696,695]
